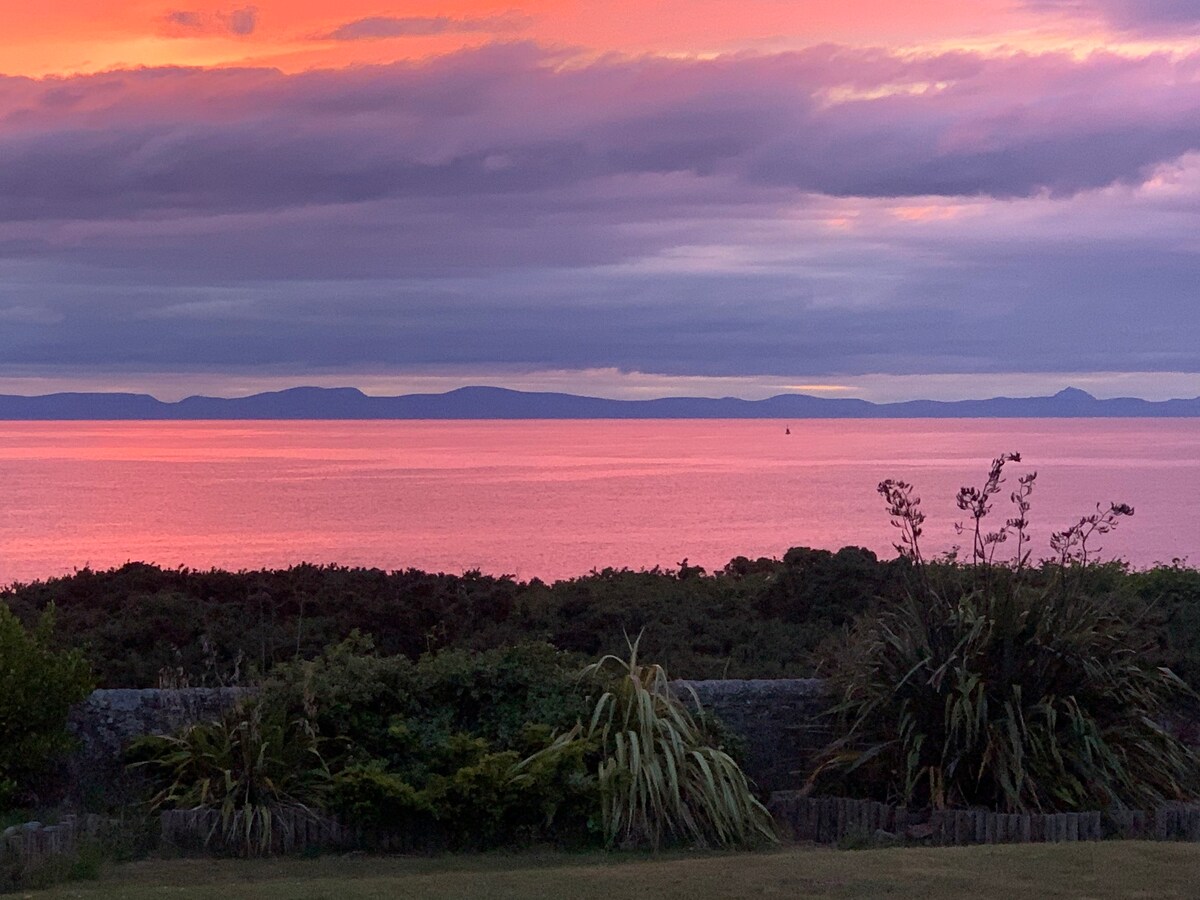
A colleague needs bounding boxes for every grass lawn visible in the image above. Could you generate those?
[25,842,1200,899]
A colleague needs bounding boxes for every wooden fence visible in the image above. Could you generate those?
[768,793,1200,845]
[0,814,114,872]
[159,809,354,855]
[158,809,443,855]
[1109,803,1200,842]
[9,800,1199,869]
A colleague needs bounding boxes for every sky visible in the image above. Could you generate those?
[2,1,1200,401]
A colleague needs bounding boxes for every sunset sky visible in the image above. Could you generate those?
[2,1,1200,401]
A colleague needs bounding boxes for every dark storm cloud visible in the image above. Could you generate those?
[322,13,532,41]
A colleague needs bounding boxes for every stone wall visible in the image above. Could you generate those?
[62,682,833,798]
[66,688,244,803]
[68,688,245,763]
[676,679,833,792]
[60,682,1198,800]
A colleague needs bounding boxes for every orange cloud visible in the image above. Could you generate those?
[0,0,1156,78]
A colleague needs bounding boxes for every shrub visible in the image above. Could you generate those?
[260,632,415,770]
[262,637,586,770]
[327,734,598,849]
[0,603,93,807]
[264,638,597,848]
[526,634,777,849]
[128,700,328,855]
[327,763,432,831]
[409,642,589,747]
[814,454,1200,812]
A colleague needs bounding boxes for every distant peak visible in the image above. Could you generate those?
[446,385,519,395]
[1053,387,1096,401]
[276,386,366,397]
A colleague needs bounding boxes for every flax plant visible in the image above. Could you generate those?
[524,634,777,849]
[814,454,1199,812]
[129,700,328,855]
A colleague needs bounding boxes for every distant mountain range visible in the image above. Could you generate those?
[1,385,1199,419]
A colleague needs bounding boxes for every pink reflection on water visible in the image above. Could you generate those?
[0,419,1197,584]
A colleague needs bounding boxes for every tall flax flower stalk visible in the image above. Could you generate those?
[814,454,1199,812]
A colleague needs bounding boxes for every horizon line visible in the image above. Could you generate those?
[3,383,1200,407]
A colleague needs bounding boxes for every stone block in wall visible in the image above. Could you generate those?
[673,679,833,793]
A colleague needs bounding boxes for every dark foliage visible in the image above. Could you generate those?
[0,550,908,688]
[2,548,1198,699]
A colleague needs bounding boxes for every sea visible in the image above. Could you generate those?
[1,419,1197,585]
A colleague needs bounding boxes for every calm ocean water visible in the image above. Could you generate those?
[1,419,1197,584]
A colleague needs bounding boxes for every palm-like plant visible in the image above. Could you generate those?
[525,634,777,849]
[129,700,328,855]
[815,455,1199,812]
[818,584,1198,811]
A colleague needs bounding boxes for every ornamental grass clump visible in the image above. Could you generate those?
[814,453,1199,813]
[128,700,328,856]
[525,634,777,849]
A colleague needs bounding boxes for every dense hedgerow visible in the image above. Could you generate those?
[3,551,1198,694]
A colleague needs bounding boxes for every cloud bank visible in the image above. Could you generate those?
[1,43,1198,385]
[4,44,1199,221]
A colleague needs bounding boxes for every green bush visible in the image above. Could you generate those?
[814,455,1200,812]
[327,763,431,830]
[328,735,598,849]
[409,643,591,747]
[0,603,93,807]
[261,632,415,770]
[262,638,597,848]
[320,636,764,850]
[262,637,587,770]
